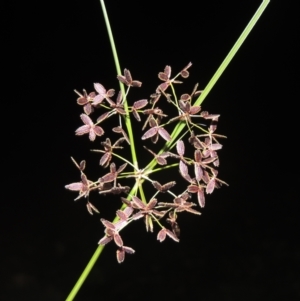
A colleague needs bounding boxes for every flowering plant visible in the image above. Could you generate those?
[65,1,270,300]
[66,63,228,260]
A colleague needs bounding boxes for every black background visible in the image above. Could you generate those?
[2,1,299,300]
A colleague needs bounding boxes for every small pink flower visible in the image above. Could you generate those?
[99,218,123,247]
[65,173,90,201]
[116,246,135,263]
[75,89,95,115]
[92,83,115,106]
[75,114,104,141]
[131,196,164,232]
[117,69,142,87]
[157,228,179,242]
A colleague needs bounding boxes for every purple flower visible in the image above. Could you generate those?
[65,173,91,201]
[75,114,104,141]
[116,246,135,263]
[75,89,95,115]
[99,218,123,247]
[131,196,164,232]
[158,193,201,215]
[117,69,142,87]
[157,228,179,242]
[93,83,115,106]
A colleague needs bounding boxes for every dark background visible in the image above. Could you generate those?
[2,1,299,300]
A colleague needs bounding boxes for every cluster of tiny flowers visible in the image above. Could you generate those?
[65,63,227,263]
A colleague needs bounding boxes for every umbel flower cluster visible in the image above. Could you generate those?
[65,63,227,263]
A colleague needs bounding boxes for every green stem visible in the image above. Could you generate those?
[66,245,105,301]
[100,0,139,169]
[194,0,270,107]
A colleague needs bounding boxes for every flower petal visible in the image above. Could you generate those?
[198,189,205,208]
[75,125,90,135]
[157,228,167,242]
[166,229,179,242]
[89,129,96,141]
[114,233,123,247]
[158,128,171,141]
[142,127,158,140]
[65,182,82,191]
[93,126,104,137]
[80,114,93,126]
[117,248,125,263]
[98,235,113,245]
[176,140,185,156]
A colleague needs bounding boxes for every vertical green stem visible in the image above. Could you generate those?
[100,0,139,169]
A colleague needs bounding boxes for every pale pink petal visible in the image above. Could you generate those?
[179,161,191,182]
[147,198,157,209]
[79,160,86,171]
[123,207,133,217]
[166,229,180,242]
[116,210,127,221]
[100,153,111,167]
[92,94,104,105]
[86,202,99,214]
[132,212,144,220]
[100,219,115,230]
[157,82,169,92]
[100,172,115,183]
[133,99,148,109]
[114,233,123,247]
[117,75,127,85]
[164,65,171,78]
[132,196,145,209]
[195,164,203,181]
[158,128,171,141]
[206,179,215,194]
[106,89,115,97]
[131,80,142,88]
[123,246,135,254]
[117,248,125,263]
[89,129,96,141]
[156,156,167,165]
[93,126,104,136]
[114,220,128,231]
[176,140,185,156]
[75,125,90,135]
[94,83,106,95]
[157,228,167,242]
[65,182,83,191]
[83,103,93,115]
[190,106,201,115]
[81,173,88,185]
[197,189,205,208]
[124,69,132,83]
[98,235,113,245]
[210,143,222,151]
[132,109,141,121]
[187,185,199,194]
[80,114,93,126]
[142,127,158,140]
[185,207,201,215]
